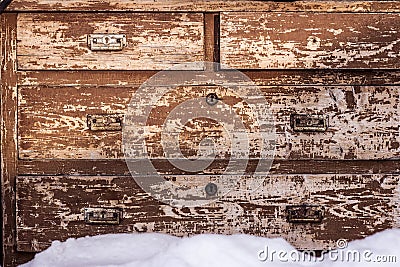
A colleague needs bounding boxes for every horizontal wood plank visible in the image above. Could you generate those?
[16,159,400,176]
[18,85,400,161]
[17,70,400,87]
[7,0,400,12]
[220,12,400,69]
[16,174,400,252]
[17,13,204,70]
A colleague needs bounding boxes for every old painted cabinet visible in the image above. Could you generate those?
[1,1,400,266]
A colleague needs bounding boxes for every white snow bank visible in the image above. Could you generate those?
[20,229,400,267]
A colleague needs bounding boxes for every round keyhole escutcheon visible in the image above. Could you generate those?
[205,182,218,196]
[206,93,219,106]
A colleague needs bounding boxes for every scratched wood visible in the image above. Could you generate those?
[18,86,400,161]
[15,159,400,176]
[17,13,204,70]
[16,174,400,252]
[7,0,400,12]
[17,70,400,87]
[220,12,400,69]
[1,13,20,267]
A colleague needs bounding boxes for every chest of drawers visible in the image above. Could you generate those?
[2,1,400,266]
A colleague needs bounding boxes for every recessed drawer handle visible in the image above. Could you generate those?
[286,204,324,223]
[290,114,328,132]
[84,207,121,225]
[87,114,124,131]
[88,34,127,51]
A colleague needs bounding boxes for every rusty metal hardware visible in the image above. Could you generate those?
[84,207,121,225]
[206,93,219,106]
[87,114,124,131]
[87,34,127,51]
[286,205,324,223]
[205,182,218,196]
[290,114,328,132]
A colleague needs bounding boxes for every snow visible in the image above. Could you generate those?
[20,229,400,267]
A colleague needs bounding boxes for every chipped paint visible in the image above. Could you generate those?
[18,86,400,161]
[16,175,400,252]
[4,6,400,266]
[220,12,400,69]
[17,13,205,70]
[7,0,400,12]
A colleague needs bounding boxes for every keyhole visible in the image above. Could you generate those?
[206,93,219,106]
[205,182,218,196]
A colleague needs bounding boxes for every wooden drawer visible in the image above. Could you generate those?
[17,13,205,70]
[16,174,400,252]
[220,12,400,69]
[18,85,400,160]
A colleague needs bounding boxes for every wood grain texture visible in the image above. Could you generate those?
[1,13,18,267]
[16,174,400,252]
[7,0,400,12]
[220,12,400,69]
[16,159,400,176]
[18,86,400,161]
[204,13,218,65]
[17,13,204,70]
[17,70,400,87]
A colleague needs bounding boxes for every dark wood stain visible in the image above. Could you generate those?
[1,13,18,267]
[16,159,400,176]
[17,70,400,87]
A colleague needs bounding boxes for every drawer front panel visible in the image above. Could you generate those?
[16,174,400,252]
[17,13,204,70]
[19,86,400,160]
[220,12,400,69]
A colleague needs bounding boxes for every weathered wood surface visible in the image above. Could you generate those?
[7,0,400,12]
[220,12,400,69]
[204,13,219,65]
[16,159,400,176]
[16,174,400,252]
[17,70,400,87]
[1,13,19,267]
[19,85,400,161]
[17,13,204,70]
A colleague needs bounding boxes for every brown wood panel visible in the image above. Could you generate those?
[1,13,18,267]
[17,70,400,87]
[16,174,400,252]
[7,0,400,12]
[204,13,218,65]
[16,159,400,176]
[17,13,204,70]
[18,85,400,160]
[220,12,400,69]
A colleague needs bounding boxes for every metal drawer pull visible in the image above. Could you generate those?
[286,204,324,223]
[84,207,121,225]
[290,114,328,132]
[88,34,127,51]
[87,114,124,131]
